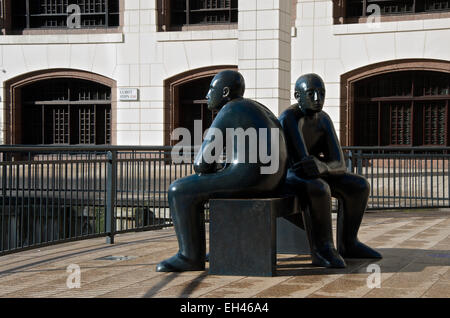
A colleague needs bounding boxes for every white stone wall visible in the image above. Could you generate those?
[0,0,449,145]
[238,0,291,116]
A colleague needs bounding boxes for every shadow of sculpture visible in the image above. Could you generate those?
[275,248,450,277]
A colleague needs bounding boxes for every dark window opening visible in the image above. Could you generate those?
[159,0,238,31]
[21,78,112,145]
[176,76,217,146]
[353,71,450,147]
[346,0,450,18]
[11,0,120,30]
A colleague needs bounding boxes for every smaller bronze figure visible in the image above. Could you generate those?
[279,73,381,268]
[156,70,288,272]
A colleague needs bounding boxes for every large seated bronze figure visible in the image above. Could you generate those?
[279,73,382,268]
[156,70,288,272]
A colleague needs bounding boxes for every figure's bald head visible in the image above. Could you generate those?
[294,73,326,115]
[206,70,245,111]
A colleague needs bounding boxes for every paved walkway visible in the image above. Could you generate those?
[0,210,449,298]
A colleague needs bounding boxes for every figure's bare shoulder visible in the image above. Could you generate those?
[317,111,336,132]
[279,104,302,124]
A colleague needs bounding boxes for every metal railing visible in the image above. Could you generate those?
[0,146,194,255]
[345,147,450,210]
[0,145,449,255]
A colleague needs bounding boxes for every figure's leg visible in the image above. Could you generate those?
[327,173,382,259]
[156,175,209,272]
[286,173,346,268]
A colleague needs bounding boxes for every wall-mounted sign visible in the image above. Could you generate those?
[119,88,139,101]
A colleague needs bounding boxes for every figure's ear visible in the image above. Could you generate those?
[294,91,300,100]
[223,87,230,98]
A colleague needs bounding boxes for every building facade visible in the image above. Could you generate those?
[0,0,449,147]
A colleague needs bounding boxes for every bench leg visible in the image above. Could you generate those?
[209,200,277,277]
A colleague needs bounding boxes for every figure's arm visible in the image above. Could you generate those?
[193,109,228,175]
[279,107,309,163]
[280,108,325,178]
[319,113,347,175]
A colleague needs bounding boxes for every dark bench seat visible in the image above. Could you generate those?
[208,195,310,277]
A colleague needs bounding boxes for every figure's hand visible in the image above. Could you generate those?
[291,156,328,179]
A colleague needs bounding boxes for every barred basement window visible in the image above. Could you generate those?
[353,71,450,147]
[22,79,112,145]
[346,0,450,18]
[11,0,120,29]
[158,0,238,31]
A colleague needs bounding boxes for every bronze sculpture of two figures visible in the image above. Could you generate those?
[156,70,382,273]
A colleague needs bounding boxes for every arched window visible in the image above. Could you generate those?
[4,69,116,145]
[353,71,449,147]
[163,66,237,146]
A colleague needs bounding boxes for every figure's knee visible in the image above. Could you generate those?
[168,178,191,202]
[168,176,209,206]
[306,179,331,200]
[352,175,370,198]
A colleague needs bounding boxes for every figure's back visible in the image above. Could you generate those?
[210,98,288,190]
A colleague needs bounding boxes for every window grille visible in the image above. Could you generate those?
[11,0,120,29]
[21,79,112,145]
[353,71,450,147]
[161,0,238,30]
[346,0,450,18]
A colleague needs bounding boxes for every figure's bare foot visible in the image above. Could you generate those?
[156,252,205,272]
[312,242,347,268]
[339,240,382,259]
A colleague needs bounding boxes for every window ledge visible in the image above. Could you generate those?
[0,33,124,45]
[156,29,238,42]
[333,18,450,35]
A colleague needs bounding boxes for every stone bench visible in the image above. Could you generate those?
[208,196,310,277]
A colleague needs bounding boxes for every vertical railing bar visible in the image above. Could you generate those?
[448,154,450,208]
[441,153,445,207]
[386,155,390,210]
[425,155,428,207]
[50,159,54,243]
[431,154,434,207]
[148,153,153,226]
[8,162,12,250]
[89,153,93,237]
[98,158,102,234]
[69,156,73,239]
[21,163,25,248]
[81,154,85,236]
[137,152,141,230]
[27,158,32,246]
[63,157,68,239]
[126,153,130,231]
[119,155,123,232]
[106,150,116,244]
[158,150,162,224]
[153,152,157,225]
[142,153,147,228]
[33,159,37,246]
[15,163,19,249]
[1,156,5,252]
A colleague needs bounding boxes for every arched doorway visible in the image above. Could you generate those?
[340,59,450,146]
[163,65,237,146]
[3,69,116,145]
